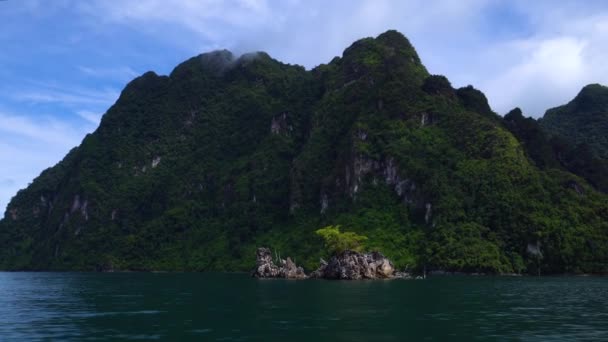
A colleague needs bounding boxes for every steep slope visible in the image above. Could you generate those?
[503,108,561,170]
[541,84,608,159]
[1,31,607,274]
[519,85,608,193]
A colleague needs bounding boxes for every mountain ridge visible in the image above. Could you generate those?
[1,30,607,274]
[540,83,608,160]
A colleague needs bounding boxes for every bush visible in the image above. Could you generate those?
[315,225,368,255]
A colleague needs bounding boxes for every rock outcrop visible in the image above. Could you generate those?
[253,247,398,280]
[311,250,395,280]
[252,247,307,279]
[280,257,307,279]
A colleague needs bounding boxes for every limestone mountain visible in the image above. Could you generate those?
[508,84,608,193]
[1,30,607,274]
[541,84,608,160]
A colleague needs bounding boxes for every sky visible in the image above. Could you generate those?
[1,0,608,213]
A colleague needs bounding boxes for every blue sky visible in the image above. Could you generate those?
[2,0,608,213]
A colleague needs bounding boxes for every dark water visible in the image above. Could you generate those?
[1,273,607,341]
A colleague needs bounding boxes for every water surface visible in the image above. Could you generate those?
[0,272,606,341]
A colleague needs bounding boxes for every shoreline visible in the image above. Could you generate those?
[0,269,605,278]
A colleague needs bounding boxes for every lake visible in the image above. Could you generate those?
[0,272,606,341]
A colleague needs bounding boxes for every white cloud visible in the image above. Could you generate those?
[78,0,275,42]
[0,110,89,214]
[78,65,139,81]
[76,0,490,69]
[13,86,119,107]
[0,111,82,146]
[75,110,103,125]
[77,0,608,117]
[475,14,608,116]
[481,37,588,116]
[3,0,608,214]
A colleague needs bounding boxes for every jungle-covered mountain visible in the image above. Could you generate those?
[541,84,608,160]
[1,30,607,274]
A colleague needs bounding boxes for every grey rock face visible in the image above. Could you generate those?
[252,247,307,279]
[279,257,308,279]
[311,250,395,280]
[253,248,397,280]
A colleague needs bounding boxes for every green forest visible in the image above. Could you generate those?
[1,30,607,275]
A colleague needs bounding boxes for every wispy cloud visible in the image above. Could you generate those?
[476,13,608,116]
[0,179,16,187]
[75,110,103,125]
[74,0,608,117]
[78,65,139,81]
[0,110,83,146]
[79,0,275,38]
[0,109,89,214]
[2,0,608,214]
[12,86,119,107]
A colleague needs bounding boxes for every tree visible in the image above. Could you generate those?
[315,225,368,255]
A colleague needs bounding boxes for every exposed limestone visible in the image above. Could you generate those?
[270,112,292,135]
[527,241,543,257]
[70,195,81,213]
[383,158,399,185]
[320,193,329,214]
[69,195,89,220]
[152,156,161,168]
[58,212,69,232]
[351,154,376,196]
[356,130,368,141]
[9,208,18,221]
[280,258,307,279]
[424,203,432,224]
[346,154,419,207]
[420,112,437,126]
[253,248,398,280]
[252,247,307,279]
[184,109,197,126]
[81,199,89,221]
[311,250,395,280]
[253,247,280,277]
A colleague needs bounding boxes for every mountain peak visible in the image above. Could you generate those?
[2,31,607,276]
[573,83,608,111]
[334,30,427,87]
[504,107,524,119]
[541,83,608,160]
[376,30,416,51]
[342,30,421,63]
[579,83,608,93]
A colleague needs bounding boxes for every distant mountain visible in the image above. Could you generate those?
[503,107,561,170]
[1,30,607,274]
[541,84,608,159]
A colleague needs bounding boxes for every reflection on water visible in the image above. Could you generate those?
[0,272,607,341]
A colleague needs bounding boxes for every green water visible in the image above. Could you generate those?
[0,272,606,341]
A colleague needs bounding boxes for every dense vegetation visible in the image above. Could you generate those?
[504,106,608,193]
[541,84,608,159]
[1,30,607,274]
[316,226,368,255]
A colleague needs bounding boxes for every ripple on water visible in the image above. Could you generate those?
[1,273,608,341]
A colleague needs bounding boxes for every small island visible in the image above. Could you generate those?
[253,225,408,280]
